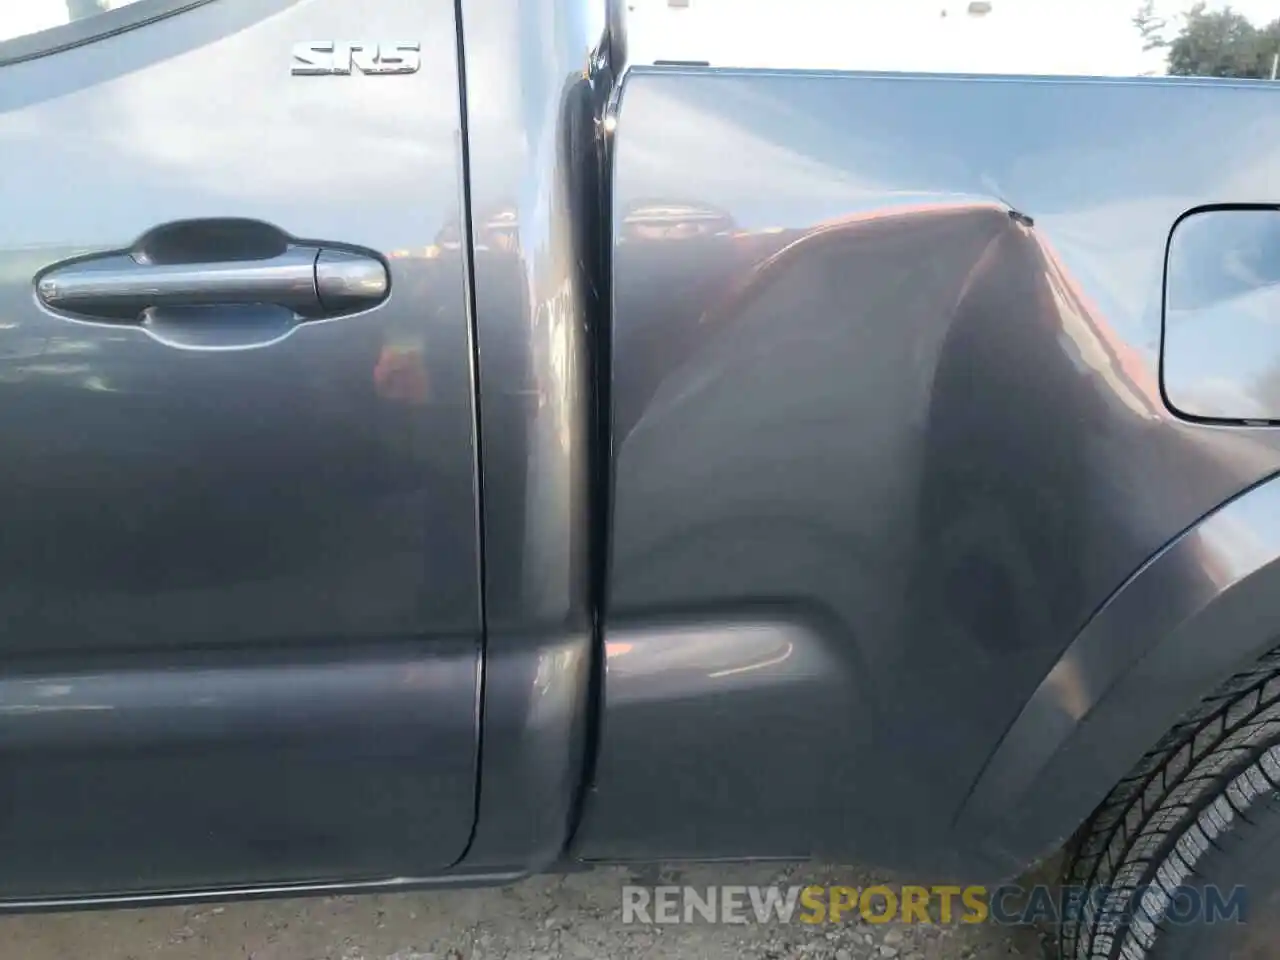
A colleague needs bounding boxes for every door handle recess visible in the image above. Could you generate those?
[36,245,388,322]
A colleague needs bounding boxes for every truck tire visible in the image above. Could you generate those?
[1060,647,1280,959]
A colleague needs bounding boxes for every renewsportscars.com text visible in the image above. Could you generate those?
[620,883,1248,927]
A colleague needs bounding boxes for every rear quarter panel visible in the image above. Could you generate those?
[577,67,1280,877]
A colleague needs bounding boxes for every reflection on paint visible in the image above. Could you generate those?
[1,0,147,44]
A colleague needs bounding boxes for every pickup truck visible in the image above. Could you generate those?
[3,1,1280,958]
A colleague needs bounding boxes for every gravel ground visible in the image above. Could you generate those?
[0,863,1054,960]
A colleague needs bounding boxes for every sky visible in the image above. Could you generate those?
[3,0,1279,76]
[624,0,1280,76]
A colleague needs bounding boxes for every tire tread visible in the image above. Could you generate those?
[1060,648,1280,959]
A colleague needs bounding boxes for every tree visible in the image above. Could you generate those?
[1134,0,1170,51]
[1258,17,1280,74]
[1168,3,1263,76]
[1151,2,1280,78]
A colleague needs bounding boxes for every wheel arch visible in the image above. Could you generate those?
[957,470,1280,875]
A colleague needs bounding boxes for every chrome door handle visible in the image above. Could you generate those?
[37,245,388,322]
[34,219,392,349]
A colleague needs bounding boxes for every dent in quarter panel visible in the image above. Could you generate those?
[578,70,1280,874]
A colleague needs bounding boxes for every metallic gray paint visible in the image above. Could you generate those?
[0,643,477,898]
[454,0,616,870]
[0,0,214,67]
[0,0,483,894]
[960,470,1280,873]
[578,68,1280,875]
[5,0,1280,904]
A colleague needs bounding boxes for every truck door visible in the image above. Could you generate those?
[0,0,481,899]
